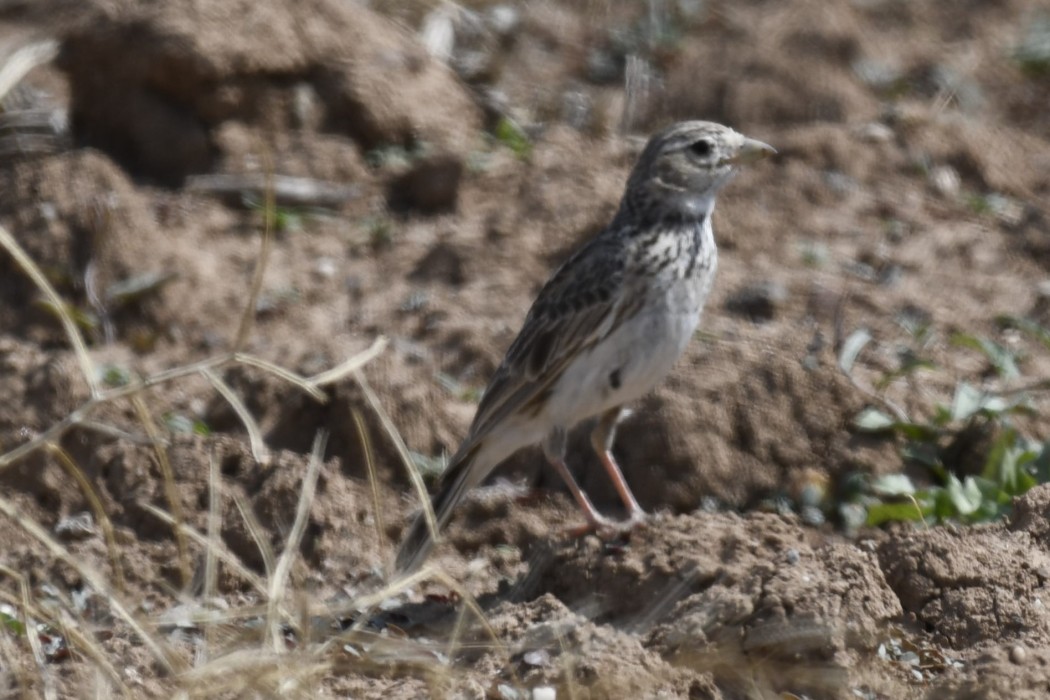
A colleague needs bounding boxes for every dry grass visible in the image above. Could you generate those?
[0,183,493,696]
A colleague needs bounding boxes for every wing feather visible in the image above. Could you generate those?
[464,237,630,440]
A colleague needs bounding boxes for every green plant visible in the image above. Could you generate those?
[840,322,1050,527]
[492,117,532,160]
[1014,14,1050,77]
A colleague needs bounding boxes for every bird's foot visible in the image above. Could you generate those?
[564,510,648,540]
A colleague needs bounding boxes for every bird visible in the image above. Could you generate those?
[396,120,775,573]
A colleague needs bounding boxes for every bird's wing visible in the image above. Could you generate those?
[464,237,632,440]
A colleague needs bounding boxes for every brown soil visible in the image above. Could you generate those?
[2,0,1050,697]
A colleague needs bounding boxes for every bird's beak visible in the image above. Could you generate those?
[724,137,776,165]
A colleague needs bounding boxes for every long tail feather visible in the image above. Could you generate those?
[395,442,485,573]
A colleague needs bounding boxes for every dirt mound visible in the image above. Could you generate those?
[59,0,481,182]
[0,150,158,339]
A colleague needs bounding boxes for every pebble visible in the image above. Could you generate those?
[487,5,520,38]
[928,165,960,197]
[857,121,893,143]
[724,281,788,322]
[386,155,464,214]
[1010,644,1028,665]
[532,688,556,700]
[313,256,338,280]
[523,649,550,667]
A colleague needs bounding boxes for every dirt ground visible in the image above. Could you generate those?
[2,0,1050,697]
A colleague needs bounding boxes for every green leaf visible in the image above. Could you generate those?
[34,299,99,331]
[838,328,872,376]
[874,357,936,390]
[0,610,25,636]
[871,473,916,497]
[895,422,940,442]
[983,426,1014,484]
[494,117,532,159]
[951,333,1020,380]
[854,407,895,432]
[903,442,942,469]
[950,382,985,422]
[866,500,928,526]
[100,364,133,388]
[933,488,957,520]
[946,474,983,516]
[165,412,211,437]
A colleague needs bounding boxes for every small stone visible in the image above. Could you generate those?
[523,649,550,667]
[857,122,893,143]
[824,170,858,194]
[801,505,826,526]
[929,165,960,197]
[313,256,338,280]
[291,82,322,130]
[532,687,556,700]
[785,548,801,565]
[387,155,464,215]
[487,5,520,38]
[725,281,788,322]
[852,58,902,90]
[54,512,96,540]
[1010,644,1028,665]
[497,684,523,700]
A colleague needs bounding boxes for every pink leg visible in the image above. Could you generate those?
[592,407,647,524]
[546,454,618,534]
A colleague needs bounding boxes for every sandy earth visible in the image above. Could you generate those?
[2,0,1050,697]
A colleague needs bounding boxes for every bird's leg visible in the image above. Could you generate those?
[543,429,617,535]
[591,406,647,525]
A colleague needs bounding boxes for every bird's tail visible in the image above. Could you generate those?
[395,442,485,574]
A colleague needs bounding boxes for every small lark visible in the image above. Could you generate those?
[397,121,775,572]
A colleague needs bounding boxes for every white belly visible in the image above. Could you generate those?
[545,281,708,425]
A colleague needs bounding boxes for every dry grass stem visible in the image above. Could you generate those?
[0,39,58,107]
[232,174,275,353]
[307,336,389,388]
[9,567,52,699]
[205,453,222,603]
[201,367,270,464]
[45,444,126,593]
[351,368,439,544]
[266,431,327,652]
[231,491,276,582]
[352,408,387,566]
[137,503,268,596]
[0,223,99,398]
[0,494,182,674]
[0,576,128,694]
[0,341,387,471]
[230,353,327,401]
[131,395,192,588]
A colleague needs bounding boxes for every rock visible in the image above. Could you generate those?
[386,154,465,215]
[487,5,521,40]
[1011,644,1028,665]
[724,281,788,322]
[929,164,961,196]
[856,121,893,143]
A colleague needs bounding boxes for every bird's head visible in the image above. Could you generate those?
[623,121,775,221]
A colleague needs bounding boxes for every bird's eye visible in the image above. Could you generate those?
[688,140,712,158]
